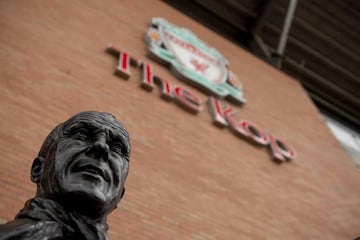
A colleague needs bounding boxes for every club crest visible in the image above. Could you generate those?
[145,18,246,104]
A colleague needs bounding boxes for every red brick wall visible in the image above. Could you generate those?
[1,1,360,239]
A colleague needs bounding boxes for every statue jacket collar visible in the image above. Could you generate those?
[0,197,109,240]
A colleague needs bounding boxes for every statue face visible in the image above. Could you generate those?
[37,112,130,218]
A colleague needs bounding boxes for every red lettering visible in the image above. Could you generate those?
[106,46,297,163]
[208,97,229,127]
[241,121,269,145]
[140,64,172,100]
[154,76,172,100]
[173,86,202,113]
[208,97,295,162]
[140,63,154,91]
[268,134,296,161]
[106,45,141,79]
[223,109,250,137]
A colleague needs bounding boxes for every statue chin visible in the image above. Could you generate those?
[58,178,111,218]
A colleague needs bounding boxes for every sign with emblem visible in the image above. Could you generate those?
[145,18,246,104]
[106,18,296,162]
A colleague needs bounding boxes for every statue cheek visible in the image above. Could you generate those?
[56,141,87,159]
[121,161,129,179]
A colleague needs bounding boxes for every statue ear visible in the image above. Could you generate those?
[31,157,45,183]
[114,188,126,210]
[120,187,125,199]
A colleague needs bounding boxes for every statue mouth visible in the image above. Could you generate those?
[70,160,111,183]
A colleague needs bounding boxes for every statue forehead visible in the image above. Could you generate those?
[63,112,126,133]
[38,111,130,159]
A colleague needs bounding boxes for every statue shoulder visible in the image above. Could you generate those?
[0,219,63,240]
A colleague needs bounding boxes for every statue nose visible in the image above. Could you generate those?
[86,137,110,161]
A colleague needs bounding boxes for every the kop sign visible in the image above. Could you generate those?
[107,18,296,162]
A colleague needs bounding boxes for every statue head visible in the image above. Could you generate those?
[30,111,130,220]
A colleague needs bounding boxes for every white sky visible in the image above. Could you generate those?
[324,116,360,151]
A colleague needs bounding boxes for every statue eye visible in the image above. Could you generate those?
[110,141,124,154]
[75,129,88,141]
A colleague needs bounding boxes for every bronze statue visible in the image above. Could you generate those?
[0,111,131,240]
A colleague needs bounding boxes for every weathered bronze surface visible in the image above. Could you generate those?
[0,111,131,240]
